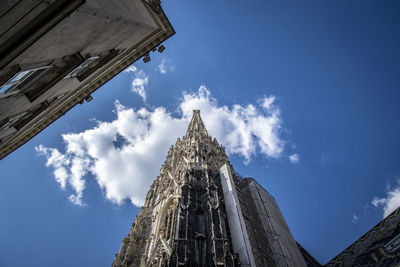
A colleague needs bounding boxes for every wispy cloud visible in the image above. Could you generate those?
[289,153,299,164]
[36,86,285,206]
[123,65,137,73]
[131,70,148,102]
[180,86,284,160]
[122,65,148,102]
[371,180,400,218]
[158,58,167,74]
[35,145,86,206]
[371,197,386,207]
[262,96,276,109]
[158,58,173,74]
[352,214,358,224]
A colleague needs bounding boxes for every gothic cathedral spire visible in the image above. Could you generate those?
[112,110,307,267]
[185,110,208,138]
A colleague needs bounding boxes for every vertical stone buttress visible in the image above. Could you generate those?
[112,110,240,267]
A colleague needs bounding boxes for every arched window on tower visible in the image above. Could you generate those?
[155,197,178,253]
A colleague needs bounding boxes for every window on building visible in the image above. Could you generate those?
[0,111,29,143]
[0,66,52,94]
[23,53,84,102]
[13,102,49,130]
[64,56,100,79]
[63,49,118,82]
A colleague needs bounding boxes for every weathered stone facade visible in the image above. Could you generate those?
[0,0,174,159]
[112,110,306,267]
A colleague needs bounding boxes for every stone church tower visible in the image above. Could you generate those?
[112,110,306,267]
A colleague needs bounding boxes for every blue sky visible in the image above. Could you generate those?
[1,1,400,266]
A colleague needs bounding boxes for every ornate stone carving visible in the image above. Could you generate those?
[112,110,309,267]
[112,110,239,267]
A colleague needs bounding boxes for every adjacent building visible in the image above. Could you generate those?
[112,110,307,267]
[326,207,400,266]
[0,0,174,159]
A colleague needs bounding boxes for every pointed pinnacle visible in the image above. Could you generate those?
[185,110,209,138]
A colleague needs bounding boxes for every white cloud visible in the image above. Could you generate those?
[372,181,400,218]
[262,96,276,109]
[371,197,386,207]
[35,145,86,206]
[158,58,167,74]
[158,58,173,74]
[180,86,284,160]
[36,86,285,206]
[131,70,148,102]
[123,65,148,102]
[289,153,299,163]
[123,65,137,73]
